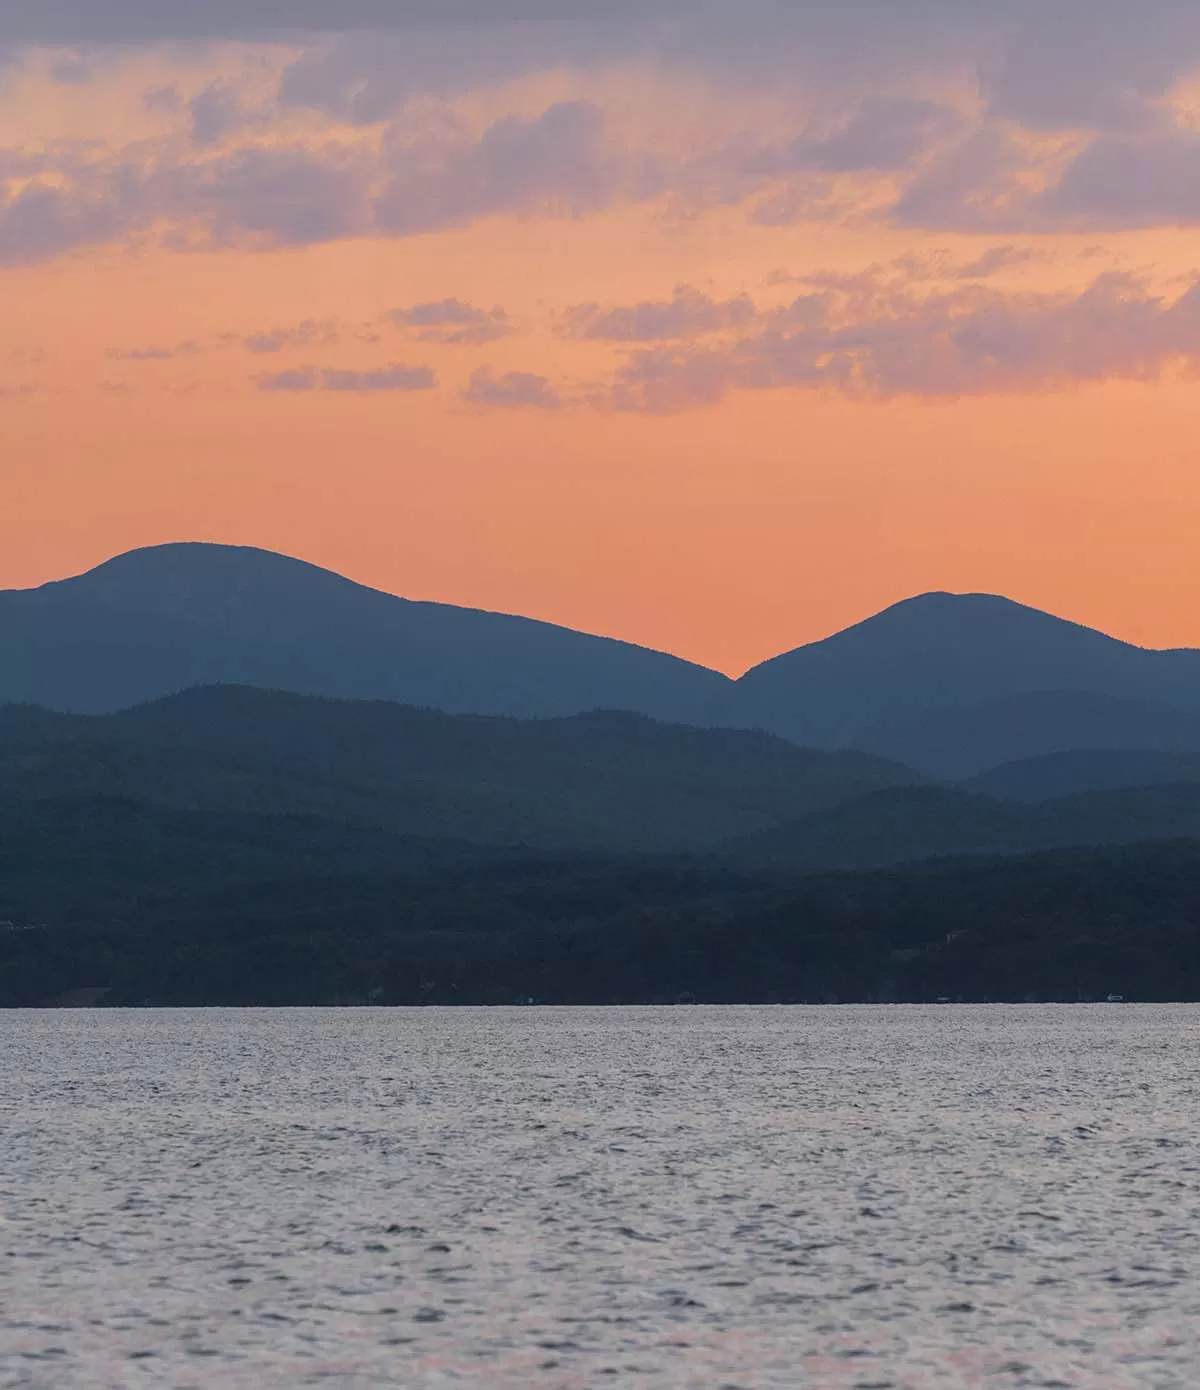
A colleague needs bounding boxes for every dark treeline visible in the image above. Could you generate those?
[2,792,1199,1006]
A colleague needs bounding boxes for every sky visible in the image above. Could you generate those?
[4,0,1200,673]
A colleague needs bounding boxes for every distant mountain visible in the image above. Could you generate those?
[736,592,1200,749]
[7,547,1200,774]
[723,781,1200,872]
[0,543,732,721]
[0,685,920,853]
[855,691,1200,779]
[968,749,1200,802]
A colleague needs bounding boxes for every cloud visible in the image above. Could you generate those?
[9,9,1200,272]
[783,98,966,174]
[946,245,1038,279]
[387,298,511,345]
[375,101,637,235]
[0,99,656,266]
[601,272,1200,410]
[892,120,1200,233]
[1036,131,1200,228]
[189,81,266,147]
[772,247,1040,287]
[0,169,146,264]
[242,319,339,353]
[143,84,180,113]
[168,143,373,248]
[256,362,436,392]
[0,0,658,44]
[560,285,756,341]
[464,367,561,409]
[108,341,199,361]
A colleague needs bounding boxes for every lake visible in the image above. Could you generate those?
[2,1005,1198,1387]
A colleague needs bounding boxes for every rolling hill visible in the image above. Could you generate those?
[0,685,921,852]
[852,691,1200,778]
[723,780,1200,872]
[968,749,1200,802]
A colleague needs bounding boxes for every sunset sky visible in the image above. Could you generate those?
[4,0,1200,673]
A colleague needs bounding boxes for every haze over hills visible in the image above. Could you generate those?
[6,684,1200,872]
[0,685,919,853]
[854,692,1200,779]
[968,750,1200,803]
[4,676,1200,1005]
[4,543,1200,775]
[723,781,1200,873]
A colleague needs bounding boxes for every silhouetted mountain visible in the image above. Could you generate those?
[736,592,1200,749]
[968,749,1200,802]
[0,543,732,720]
[7,548,1200,773]
[723,781,1200,872]
[0,686,920,852]
[854,691,1200,778]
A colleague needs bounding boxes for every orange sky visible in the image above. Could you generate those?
[4,40,1200,673]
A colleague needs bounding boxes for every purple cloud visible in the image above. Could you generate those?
[603,272,1200,409]
[387,298,512,344]
[108,341,199,361]
[243,320,340,353]
[256,362,436,392]
[785,98,965,173]
[189,81,264,147]
[561,285,756,341]
[1036,131,1200,228]
[376,102,634,234]
[464,367,561,409]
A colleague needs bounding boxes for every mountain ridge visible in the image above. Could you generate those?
[5,544,1200,771]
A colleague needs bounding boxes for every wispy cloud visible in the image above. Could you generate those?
[560,285,756,342]
[464,367,561,409]
[601,272,1200,410]
[242,320,340,354]
[387,298,512,345]
[107,341,200,361]
[255,362,437,392]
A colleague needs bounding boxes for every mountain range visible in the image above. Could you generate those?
[4,542,1200,776]
[6,537,1200,1007]
[5,684,1200,871]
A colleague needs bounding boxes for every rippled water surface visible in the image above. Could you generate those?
[3,1006,1200,1388]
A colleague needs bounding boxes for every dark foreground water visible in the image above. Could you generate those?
[2,1006,1198,1388]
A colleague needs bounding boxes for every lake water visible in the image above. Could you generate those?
[2,1005,1198,1388]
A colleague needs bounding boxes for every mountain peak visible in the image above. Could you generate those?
[734,589,1200,750]
[816,590,1124,657]
[40,542,375,625]
[3,541,730,719]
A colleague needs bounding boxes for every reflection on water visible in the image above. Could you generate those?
[2,1004,1198,1387]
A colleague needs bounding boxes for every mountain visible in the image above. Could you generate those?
[723,781,1200,872]
[854,691,1200,779]
[968,749,1200,802]
[735,592,1200,749]
[0,543,732,721]
[0,685,921,852]
[7,547,1200,773]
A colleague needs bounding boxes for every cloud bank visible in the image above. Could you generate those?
[599,274,1200,410]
